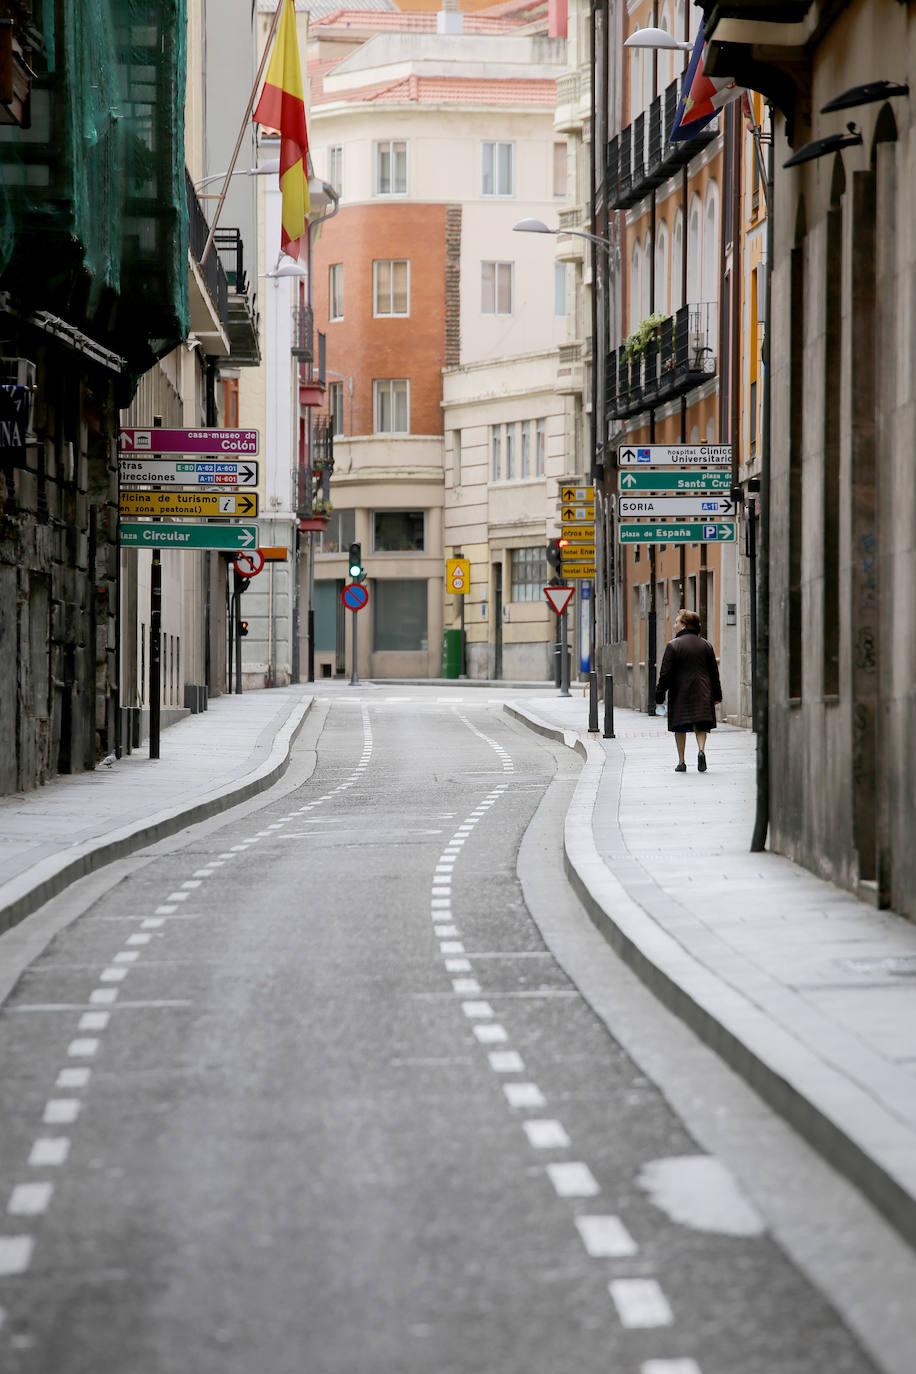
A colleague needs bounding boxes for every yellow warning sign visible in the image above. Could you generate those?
[446,557,471,595]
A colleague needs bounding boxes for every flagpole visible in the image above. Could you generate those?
[200,0,286,266]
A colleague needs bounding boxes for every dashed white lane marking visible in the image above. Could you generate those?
[461,1001,494,1019]
[56,1068,90,1089]
[127,934,152,946]
[440,941,465,955]
[141,919,164,930]
[155,906,176,916]
[0,1237,34,1276]
[609,1278,674,1328]
[113,952,139,964]
[472,1023,507,1044]
[489,1050,525,1073]
[503,1082,546,1109]
[641,1362,703,1374]
[193,869,215,877]
[435,925,459,938]
[181,880,202,890]
[78,1012,109,1032]
[546,1162,600,1198]
[523,1119,571,1149]
[67,1039,99,1057]
[445,958,471,973]
[8,1183,53,1217]
[575,1215,638,1258]
[165,891,189,902]
[452,979,481,995]
[28,1138,70,1167]
[100,968,127,982]
[42,1100,80,1126]
[90,988,119,1004]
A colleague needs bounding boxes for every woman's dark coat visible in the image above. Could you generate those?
[655,628,722,732]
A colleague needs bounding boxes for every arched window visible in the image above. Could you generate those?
[672,208,684,309]
[630,239,643,332]
[655,220,669,315]
[686,194,701,304]
[641,229,652,318]
[702,182,719,307]
[688,0,702,42]
[658,6,676,92]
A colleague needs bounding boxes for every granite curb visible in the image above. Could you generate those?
[0,695,313,936]
[504,701,916,1251]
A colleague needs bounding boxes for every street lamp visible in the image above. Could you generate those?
[623,27,692,52]
[513,218,612,251]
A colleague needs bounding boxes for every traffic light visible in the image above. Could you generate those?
[240,619,249,637]
[348,542,364,581]
[546,539,561,571]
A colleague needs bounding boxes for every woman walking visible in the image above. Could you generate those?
[655,609,722,773]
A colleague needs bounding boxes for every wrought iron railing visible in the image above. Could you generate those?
[606,75,717,212]
[185,170,229,327]
[606,302,717,420]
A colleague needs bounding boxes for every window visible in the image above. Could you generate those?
[373,379,409,433]
[482,141,513,197]
[374,140,407,195]
[510,547,547,602]
[373,510,425,552]
[535,418,546,476]
[374,579,428,651]
[491,424,501,480]
[315,508,355,554]
[554,262,567,317]
[505,423,515,479]
[329,263,343,320]
[520,421,530,478]
[482,261,513,315]
[328,382,344,437]
[328,145,342,195]
[553,141,567,198]
[374,260,409,316]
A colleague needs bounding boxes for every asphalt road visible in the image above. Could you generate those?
[0,688,892,1373]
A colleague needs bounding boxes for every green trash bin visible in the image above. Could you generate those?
[442,628,462,678]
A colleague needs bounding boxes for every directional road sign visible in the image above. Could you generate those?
[560,524,595,541]
[557,562,595,579]
[446,557,470,595]
[119,522,260,551]
[118,458,259,487]
[618,522,736,544]
[560,542,595,557]
[618,444,731,467]
[618,495,735,519]
[119,492,258,519]
[341,582,369,611]
[544,586,575,616]
[560,485,594,504]
[618,469,731,493]
[119,428,259,455]
[560,504,595,523]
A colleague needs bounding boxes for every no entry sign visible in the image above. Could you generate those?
[341,583,369,611]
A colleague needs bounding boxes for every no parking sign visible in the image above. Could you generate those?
[341,583,369,611]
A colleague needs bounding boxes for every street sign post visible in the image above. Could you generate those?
[119,522,259,551]
[119,428,259,455]
[618,522,736,544]
[617,469,731,493]
[341,583,369,611]
[618,444,731,467]
[560,484,594,504]
[118,458,259,487]
[446,558,470,594]
[618,495,735,520]
[119,492,258,519]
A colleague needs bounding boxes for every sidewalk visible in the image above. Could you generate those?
[0,687,312,933]
[510,696,916,1253]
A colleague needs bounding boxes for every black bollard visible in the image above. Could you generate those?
[603,674,615,739]
[588,671,599,732]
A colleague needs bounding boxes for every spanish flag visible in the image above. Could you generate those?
[254,0,310,260]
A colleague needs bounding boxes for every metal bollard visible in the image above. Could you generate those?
[603,674,615,739]
[588,671,599,732]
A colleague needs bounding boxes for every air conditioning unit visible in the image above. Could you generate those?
[0,357,36,390]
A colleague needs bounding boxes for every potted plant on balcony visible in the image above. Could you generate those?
[623,311,669,363]
[299,495,332,533]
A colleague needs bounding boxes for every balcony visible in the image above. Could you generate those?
[606,77,717,213]
[291,305,313,361]
[186,170,229,354]
[606,302,717,421]
[214,228,260,367]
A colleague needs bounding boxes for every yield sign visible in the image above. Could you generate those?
[544,585,575,616]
